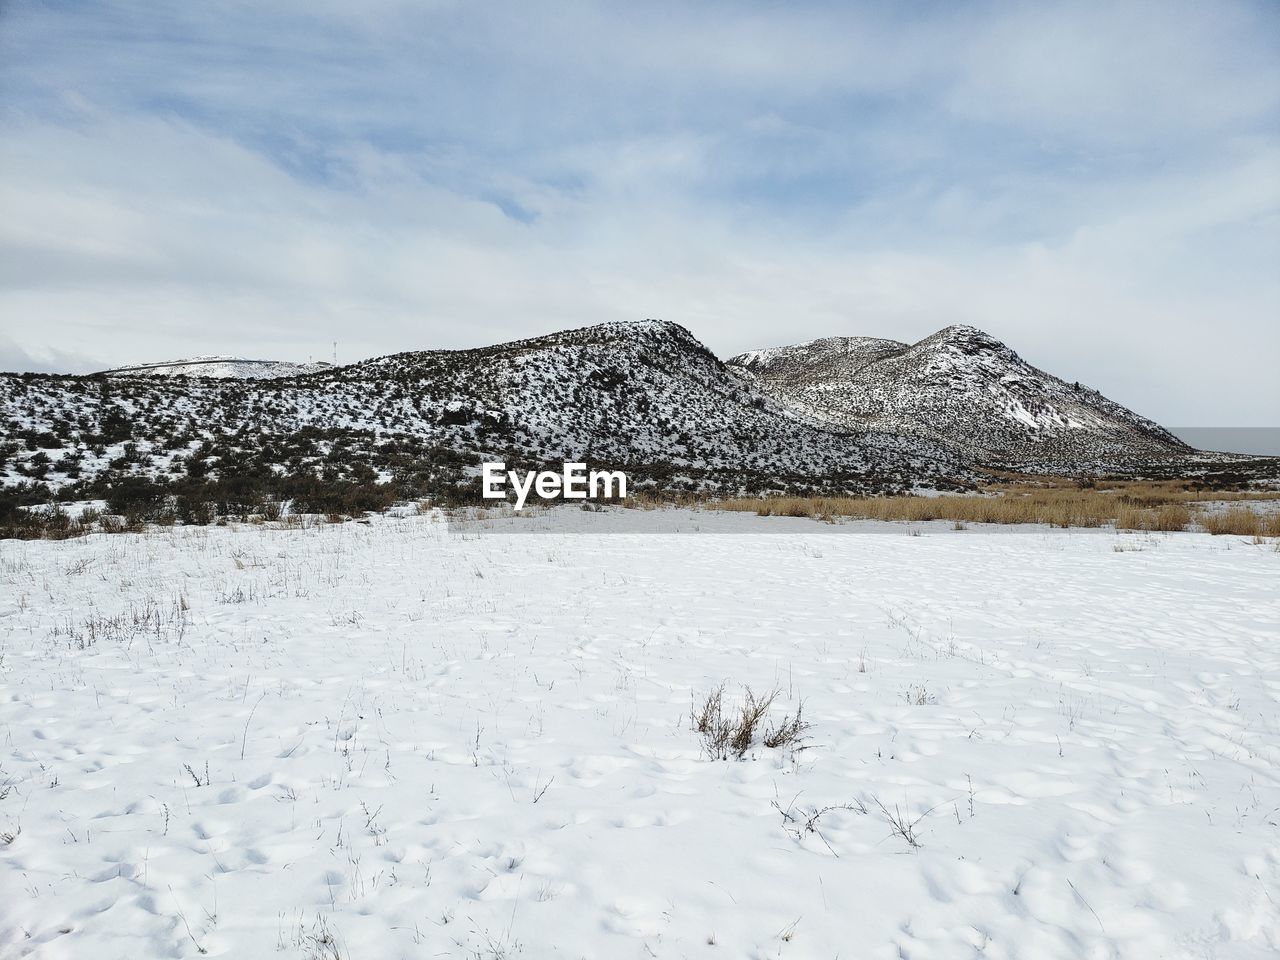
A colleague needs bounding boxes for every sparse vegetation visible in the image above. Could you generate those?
[1199,505,1280,537]
[772,795,867,856]
[874,797,927,850]
[8,471,1277,540]
[1115,502,1192,531]
[692,684,808,760]
[710,478,1280,533]
[763,703,809,750]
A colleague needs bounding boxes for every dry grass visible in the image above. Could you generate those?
[708,479,1280,534]
[1115,503,1193,532]
[1200,506,1280,537]
[692,684,808,760]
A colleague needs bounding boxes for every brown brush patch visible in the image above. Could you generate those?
[709,479,1279,533]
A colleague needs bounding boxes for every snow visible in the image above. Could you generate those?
[3,321,970,495]
[728,324,1191,469]
[1,510,1278,959]
[101,357,333,380]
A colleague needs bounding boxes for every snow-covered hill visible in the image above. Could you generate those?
[729,325,1190,469]
[4,320,1263,506]
[1,321,972,498]
[100,356,333,379]
[346,320,964,486]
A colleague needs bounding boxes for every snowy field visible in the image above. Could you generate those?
[1,510,1278,959]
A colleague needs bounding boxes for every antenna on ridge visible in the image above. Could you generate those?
[332,341,337,366]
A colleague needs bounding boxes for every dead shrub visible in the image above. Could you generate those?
[874,797,926,850]
[762,703,809,750]
[693,684,804,760]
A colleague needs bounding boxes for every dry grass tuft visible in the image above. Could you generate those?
[763,703,809,750]
[1200,506,1280,537]
[1115,503,1192,532]
[692,684,807,760]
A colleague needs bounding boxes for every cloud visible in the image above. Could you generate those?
[0,1,1277,425]
[946,1,1280,143]
[0,334,105,376]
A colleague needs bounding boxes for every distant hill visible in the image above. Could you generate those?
[99,356,333,379]
[729,325,1190,470]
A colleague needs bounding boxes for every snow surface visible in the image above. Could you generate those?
[2,511,1278,959]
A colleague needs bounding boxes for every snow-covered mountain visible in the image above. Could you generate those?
[3,320,1257,507]
[100,356,333,379]
[346,320,967,483]
[729,325,1190,469]
[2,321,972,498]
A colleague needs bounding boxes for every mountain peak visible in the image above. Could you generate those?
[934,323,989,338]
[921,324,1012,355]
[726,323,1187,468]
[591,318,706,349]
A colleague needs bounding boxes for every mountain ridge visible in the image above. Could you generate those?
[99,355,334,379]
[2,320,971,501]
[3,319,1264,513]
[728,323,1190,470]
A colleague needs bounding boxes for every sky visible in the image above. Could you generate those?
[1,0,1277,427]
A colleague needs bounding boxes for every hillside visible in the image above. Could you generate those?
[729,325,1191,470]
[5,320,1268,526]
[99,356,333,379]
[0,321,971,508]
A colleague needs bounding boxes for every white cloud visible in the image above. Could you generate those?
[1,1,1277,425]
[947,1,1280,143]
